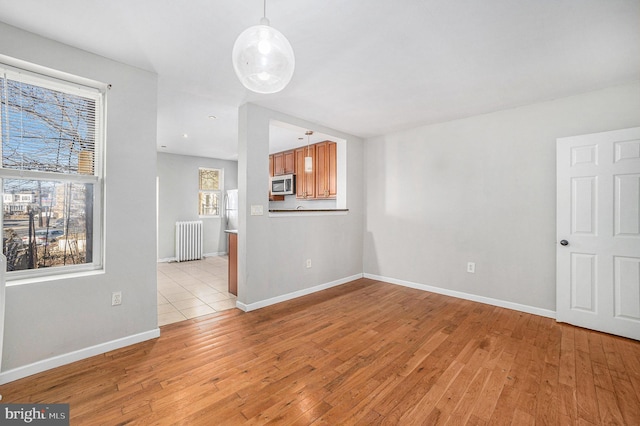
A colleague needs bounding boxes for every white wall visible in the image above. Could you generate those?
[238,104,364,308]
[0,23,158,378]
[157,152,238,260]
[364,82,640,312]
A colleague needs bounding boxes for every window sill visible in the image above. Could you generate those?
[6,268,105,287]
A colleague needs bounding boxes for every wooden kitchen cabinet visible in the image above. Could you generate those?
[315,141,337,199]
[295,145,315,199]
[227,232,237,296]
[273,150,295,176]
[270,140,337,200]
[268,154,284,201]
[269,154,274,177]
[284,150,295,174]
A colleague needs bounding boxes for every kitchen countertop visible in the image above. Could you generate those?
[269,209,349,213]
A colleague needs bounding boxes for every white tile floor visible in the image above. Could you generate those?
[157,256,237,326]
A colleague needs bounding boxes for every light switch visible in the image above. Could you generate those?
[250,205,264,216]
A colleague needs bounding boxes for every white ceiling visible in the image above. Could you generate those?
[1,0,638,160]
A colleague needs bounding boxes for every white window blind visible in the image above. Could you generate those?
[0,63,105,278]
[0,70,99,175]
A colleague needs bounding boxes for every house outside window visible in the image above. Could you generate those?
[198,168,222,217]
[0,63,105,278]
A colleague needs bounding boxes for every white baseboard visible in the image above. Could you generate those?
[364,273,556,319]
[0,328,160,385]
[158,253,225,263]
[203,252,225,258]
[236,273,364,312]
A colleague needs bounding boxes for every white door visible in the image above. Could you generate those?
[557,127,640,340]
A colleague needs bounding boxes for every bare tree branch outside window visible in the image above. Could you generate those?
[1,72,100,272]
[198,168,221,216]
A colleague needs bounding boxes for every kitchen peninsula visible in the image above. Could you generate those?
[269,209,348,213]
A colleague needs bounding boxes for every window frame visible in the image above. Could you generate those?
[198,167,223,218]
[0,62,106,281]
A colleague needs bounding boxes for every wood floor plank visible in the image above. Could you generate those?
[445,367,492,425]
[470,348,517,422]
[489,339,533,424]
[376,339,467,422]
[615,338,640,398]
[575,340,601,424]
[534,361,559,425]
[1,278,639,425]
[558,383,579,424]
[594,385,626,425]
[398,330,449,377]
[558,323,577,423]
[398,360,466,425]
[515,346,545,417]
[289,401,333,426]
[609,370,640,425]
[511,408,535,425]
[423,348,491,424]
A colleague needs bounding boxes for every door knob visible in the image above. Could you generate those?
[560,240,569,246]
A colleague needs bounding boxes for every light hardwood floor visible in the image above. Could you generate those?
[1,278,639,425]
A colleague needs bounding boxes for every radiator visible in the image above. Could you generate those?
[175,221,203,262]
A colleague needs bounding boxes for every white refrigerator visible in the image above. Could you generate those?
[224,189,238,231]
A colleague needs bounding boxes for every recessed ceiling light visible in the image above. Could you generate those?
[183,134,188,138]
[208,115,217,120]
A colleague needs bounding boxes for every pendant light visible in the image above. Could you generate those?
[232,0,295,94]
[304,131,313,173]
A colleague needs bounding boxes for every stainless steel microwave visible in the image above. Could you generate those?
[270,174,295,195]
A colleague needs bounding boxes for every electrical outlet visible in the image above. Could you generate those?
[306,259,312,268]
[467,262,476,273]
[112,291,122,306]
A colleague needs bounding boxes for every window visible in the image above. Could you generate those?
[0,63,105,278]
[198,168,222,216]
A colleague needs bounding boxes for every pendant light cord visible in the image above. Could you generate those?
[260,0,269,25]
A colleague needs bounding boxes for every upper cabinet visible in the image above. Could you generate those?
[269,154,274,178]
[270,140,337,201]
[268,154,284,201]
[295,145,315,199]
[273,150,295,176]
[315,141,337,199]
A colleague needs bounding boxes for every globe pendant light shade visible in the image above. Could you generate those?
[232,19,295,94]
